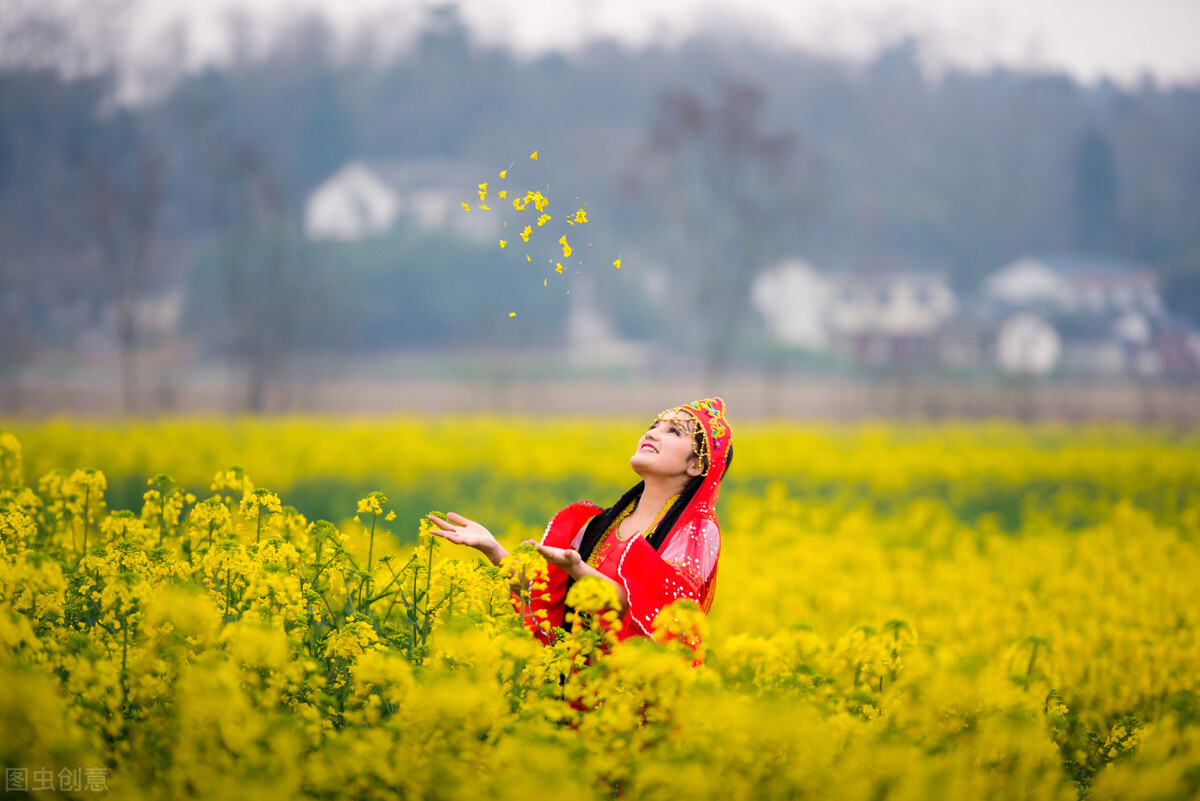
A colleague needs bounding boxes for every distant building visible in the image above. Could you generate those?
[303,160,497,242]
[750,259,833,349]
[956,254,1198,378]
[823,270,958,368]
[753,253,1200,378]
[994,311,1062,375]
[985,255,1163,317]
[751,261,958,368]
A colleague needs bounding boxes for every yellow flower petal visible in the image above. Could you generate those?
[520,225,531,242]
[479,204,491,210]
[509,312,517,317]
[530,150,538,160]
[499,169,508,179]
[559,235,572,258]
[499,240,507,249]
[498,190,507,198]
[537,213,551,227]
[461,202,470,211]
[613,258,622,269]
[555,263,564,274]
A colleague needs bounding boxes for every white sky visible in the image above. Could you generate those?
[130,0,1200,85]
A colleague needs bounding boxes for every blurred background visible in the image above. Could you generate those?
[2,0,1199,422]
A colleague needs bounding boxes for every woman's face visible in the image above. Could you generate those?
[630,409,701,481]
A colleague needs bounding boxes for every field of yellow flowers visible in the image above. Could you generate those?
[2,418,1198,800]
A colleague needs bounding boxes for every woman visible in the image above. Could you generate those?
[427,397,733,644]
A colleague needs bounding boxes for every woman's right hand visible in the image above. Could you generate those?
[426,512,507,565]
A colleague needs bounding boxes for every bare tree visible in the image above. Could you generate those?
[234,145,294,413]
[81,119,164,414]
[636,83,821,387]
[190,79,297,414]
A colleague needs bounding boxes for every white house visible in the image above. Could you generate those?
[823,270,958,367]
[994,311,1062,375]
[750,258,834,349]
[751,260,959,368]
[974,255,1194,377]
[985,255,1163,316]
[304,160,498,243]
[304,162,401,241]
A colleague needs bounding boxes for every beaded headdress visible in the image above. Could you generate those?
[658,396,734,480]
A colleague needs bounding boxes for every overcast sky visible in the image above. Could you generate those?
[131,0,1200,85]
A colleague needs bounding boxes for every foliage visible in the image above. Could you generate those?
[1,420,1199,800]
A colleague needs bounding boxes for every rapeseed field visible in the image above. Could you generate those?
[1,419,1198,799]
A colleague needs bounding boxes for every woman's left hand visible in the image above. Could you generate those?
[522,540,583,575]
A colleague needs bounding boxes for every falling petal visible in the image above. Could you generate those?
[555,263,564,274]
[509,312,517,317]
[461,202,470,211]
[527,255,532,261]
[499,240,507,249]
[613,258,622,269]
[543,279,547,286]
[530,150,538,160]
[479,204,491,210]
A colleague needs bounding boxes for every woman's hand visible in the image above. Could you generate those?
[427,512,506,565]
[523,540,629,615]
[524,540,584,577]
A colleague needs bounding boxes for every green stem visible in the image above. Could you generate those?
[1024,641,1040,690]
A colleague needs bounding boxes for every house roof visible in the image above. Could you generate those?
[1007,253,1157,286]
[358,158,493,195]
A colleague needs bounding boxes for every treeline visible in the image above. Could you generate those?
[2,5,1200,406]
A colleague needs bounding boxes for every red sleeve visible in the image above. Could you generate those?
[616,536,704,640]
[514,503,600,644]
